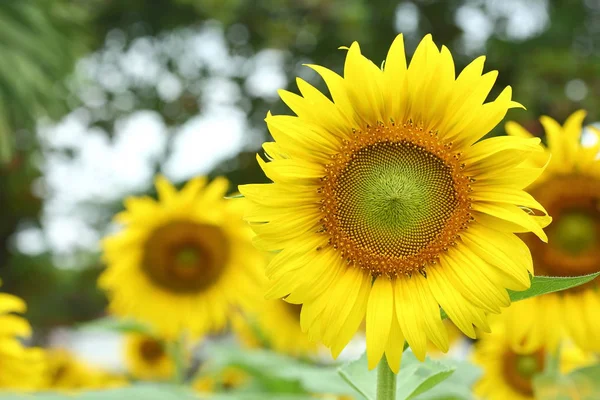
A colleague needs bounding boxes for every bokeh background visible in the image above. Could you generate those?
[1,0,599,370]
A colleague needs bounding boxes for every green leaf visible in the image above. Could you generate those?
[508,273,600,302]
[570,365,600,382]
[337,351,458,400]
[76,317,153,335]
[413,360,481,400]
[204,343,354,397]
[397,353,455,400]
[533,364,600,400]
[337,352,377,400]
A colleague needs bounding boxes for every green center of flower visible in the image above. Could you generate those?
[335,141,458,258]
[320,123,473,277]
[142,221,229,293]
[176,247,200,265]
[516,354,542,378]
[551,210,597,255]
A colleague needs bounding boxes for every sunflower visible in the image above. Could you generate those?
[239,33,551,372]
[99,176,264,338]
[0,289,45,391]
[232,299,318,356]
[504,111,600,352]
[124,334,177,381]
[473,318,595,400]
[44,349,127,390]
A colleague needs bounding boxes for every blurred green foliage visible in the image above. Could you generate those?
[0,1,89,161]
[1,0,600,334]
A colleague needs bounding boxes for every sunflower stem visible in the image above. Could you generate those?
[376,354,397,400]
[171,336,186,385]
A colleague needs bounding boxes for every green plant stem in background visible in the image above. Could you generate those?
[376,354,397,400]
[170,336,187,385]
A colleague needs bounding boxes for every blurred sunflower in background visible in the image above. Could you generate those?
[241,33,549,371]
[124,334,177,381]
[473,317,595,400]
[232,299,318,357]
[0,287,45,391]
[43,349,127,390]
[98,176,264,338]
[505,111,600,352]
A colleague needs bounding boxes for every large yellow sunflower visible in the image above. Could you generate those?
[124,334,176,381]
[473,318,595,400]
[99,176,263,338]
[504,110,600,352]
[0,289,45,391]
[232,299,318,357]
[239,34,551,372]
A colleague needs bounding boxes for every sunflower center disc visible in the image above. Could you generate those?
[526,175,600,288]
[139,339,164,363]
[142,221,229,293]
[503,350,544,396]
[336,141,457,258]
[320,123,472,278]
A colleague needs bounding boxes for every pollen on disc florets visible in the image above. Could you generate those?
[319,121,473,278]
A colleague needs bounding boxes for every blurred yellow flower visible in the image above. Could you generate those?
[232,299,318,357]
[0,290,45,391]
[473,317,595,400]
[124,334,175,381]
[505,111,600,352]
[240,33,549,371]
[99,176,263,338]
[193,367,249,393]
[43,349,127,390]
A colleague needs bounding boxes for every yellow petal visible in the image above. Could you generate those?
[344,41,385,125]
[331,275,370,358]
[384,312,405,374]
[442,247,509,313]
[394,277,427,361]
[426,266,489,337]
[411,273,449,352]
[0,294,26,315]
[461,227,531,290]
[383,33,407,121]
[321,266,367,344]
[366,277,394,369]
[471,187,546,213]
[472,202,548,242]
[505,120,534,139]
[154,175,177,203]
[305,64,357,126]
[258,156,324,184]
